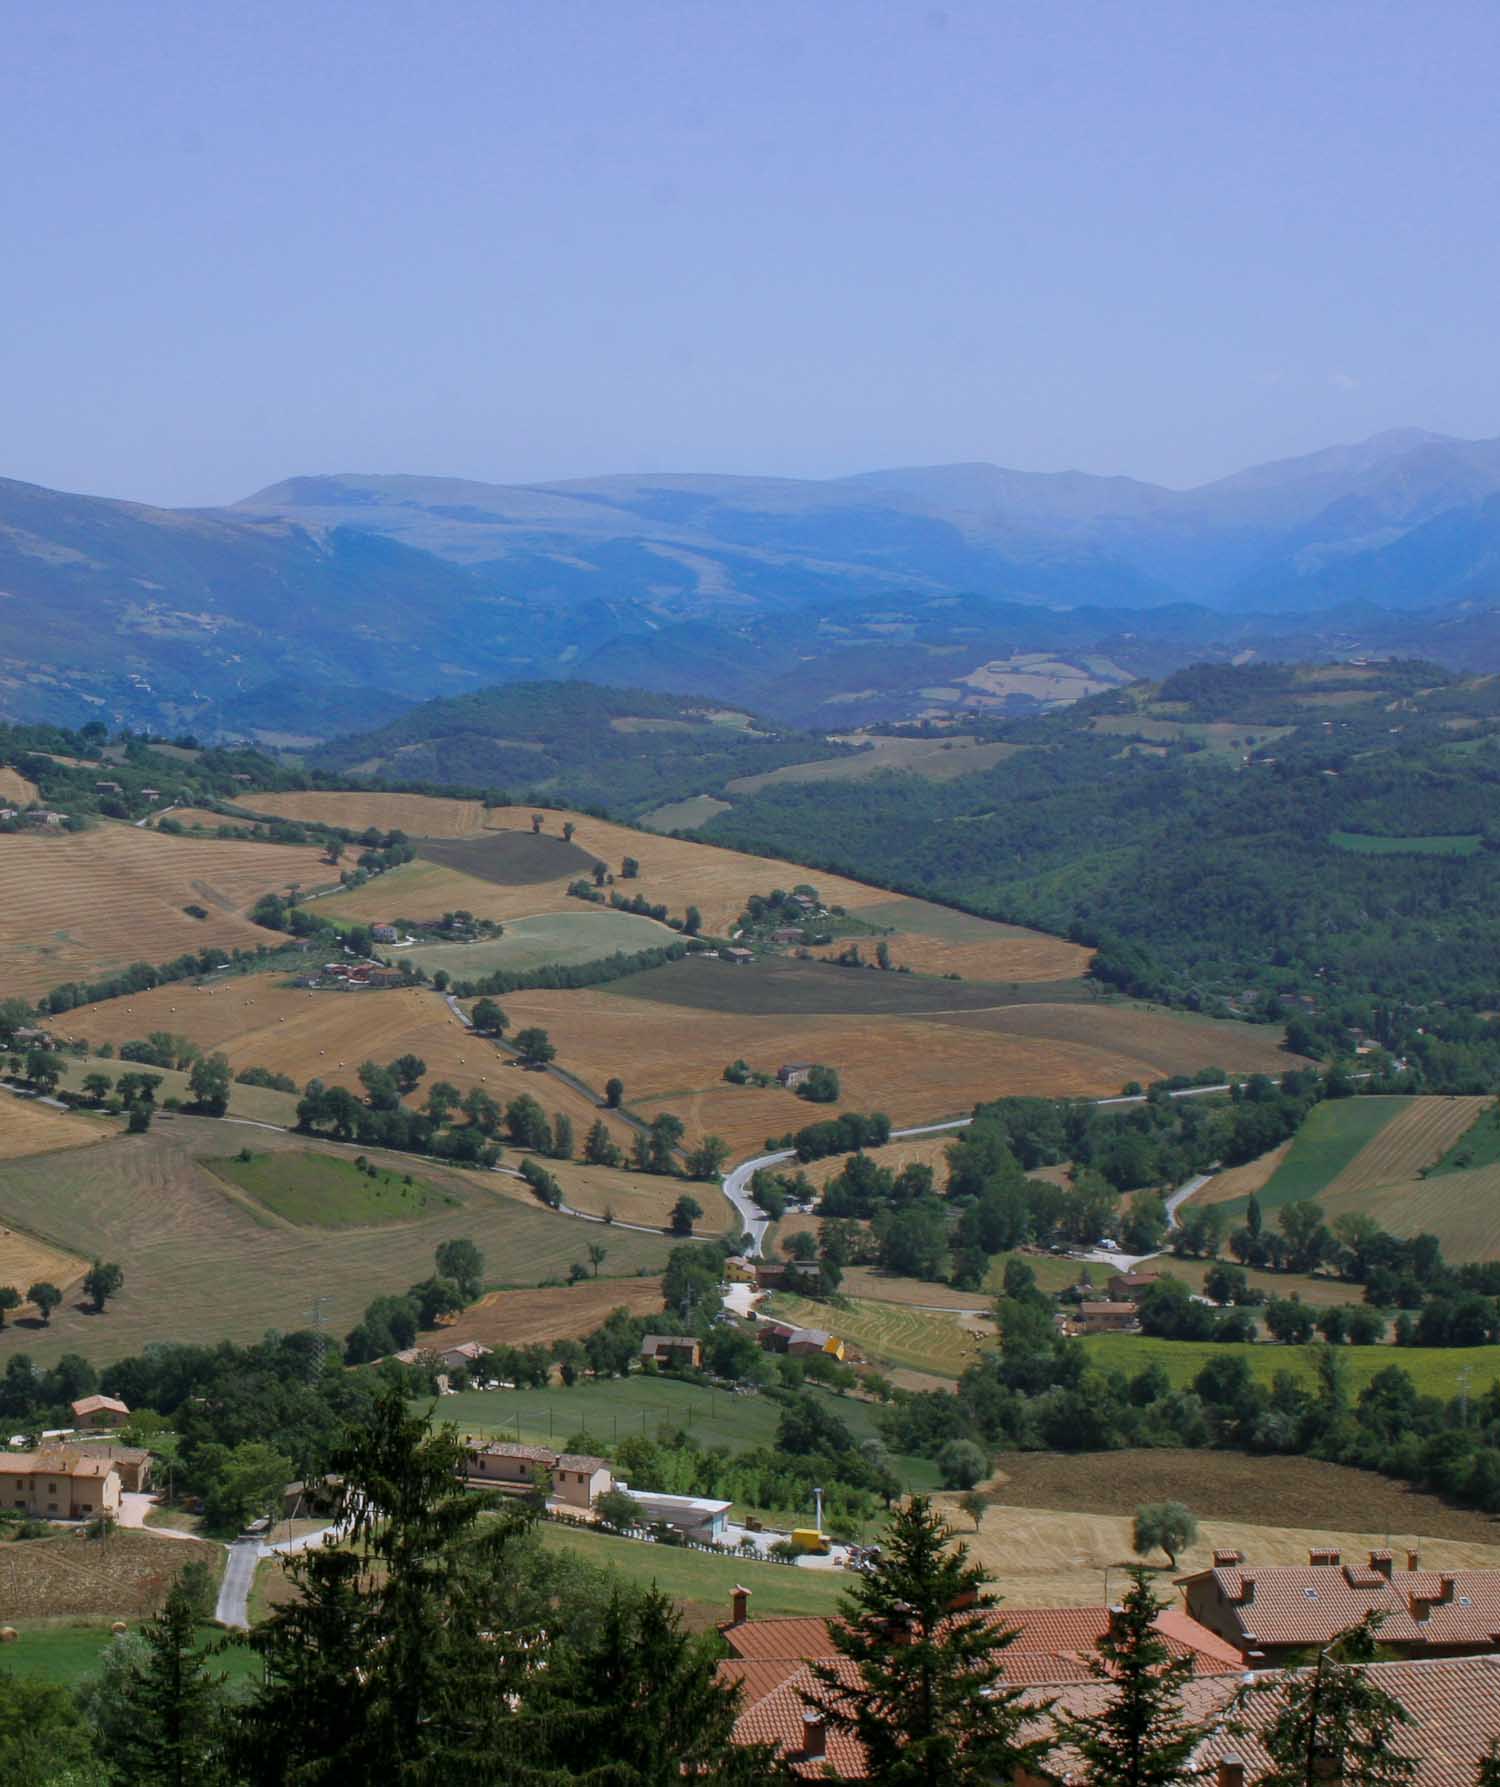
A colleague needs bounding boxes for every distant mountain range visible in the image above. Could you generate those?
[6,427,1500,736]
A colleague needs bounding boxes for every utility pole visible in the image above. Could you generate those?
[306,1296,331,1373]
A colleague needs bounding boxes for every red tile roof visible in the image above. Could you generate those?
[721,1604,1240,1675]
[737,1653,1500,1783]
[1183,1559,1500,1651]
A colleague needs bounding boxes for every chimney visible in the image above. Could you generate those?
[1213,1549,1244,1567]
[886,1601,919,1645]
[1407,1549,1421,1572]
[1368,1550,1394,1578]
[801,1710,827,1761]
[1437,1573,1457,1605]
[1309,1548,1340,1567]
[1218,1758,1246,1787]
[1237,1575,1256,1606]
[1106,1602,1127,1639]
[730,1585,751,1626]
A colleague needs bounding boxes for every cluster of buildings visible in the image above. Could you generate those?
[1057,1269,1162,1336]
[0,1396,148,1521]
[301,960,405,990]
[724,1254,832,1296]
[0,807,66,827]
[720,1552,1500,1780]
[463,1438,730,1542]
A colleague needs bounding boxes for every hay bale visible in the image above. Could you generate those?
[0,1627,18,1642]
[110,1620,127,1635]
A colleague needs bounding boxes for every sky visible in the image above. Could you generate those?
[4,0,1499,507]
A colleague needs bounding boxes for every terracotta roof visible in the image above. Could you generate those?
[1183,1559,1500,1651]
[71,1395,129,1417]
[469,1441,556,1465]
[740,1654,1500,1783]
[554,1454,608,1473]
[721,1605,1240,1676]
[0,1448,115,1479]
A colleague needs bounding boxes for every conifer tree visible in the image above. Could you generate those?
[101,1582,227,1787]
[522,1586,780,1784]
[1253,1616,1418,1787]
[237,1386,550,1783]
[805,1495,1046,1787]
[1051,1567,1210,1787]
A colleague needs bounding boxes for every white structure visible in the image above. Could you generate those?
[616,1485,731,1542]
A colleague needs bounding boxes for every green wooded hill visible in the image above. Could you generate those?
[702,661,1500,1016]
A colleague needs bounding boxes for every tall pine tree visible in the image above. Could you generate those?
[1051,1567,1210,1787]
[805,1495,1047,1787]
[101,1582,228,1787]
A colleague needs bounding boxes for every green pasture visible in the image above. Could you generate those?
[1220,1097,1404,1218]
[1082,1332,1500,1400]
[1429,1103,1500,1177]
[202,1149,458,1229]
[0,1620,259,1687]
[538,1523,850,1621]
[398,910,674,977]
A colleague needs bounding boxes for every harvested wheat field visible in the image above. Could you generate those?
[0,825,335,999]
[0,767,39,804]
[74,974,522,1111]
[323,804,1079,981]
[952,1498,1500,1609]
[0,1529,223,1622]
[428,1276,665,1351]
[495,987,1296,1154]
[481,1155,728,1231]
[1321,1161,1500,1263]
[942,1001,1301,1079]
[839,1267,988,1309]
[0,1096,115,1161]
[1319,1095,1492,1199]
[0,1117,686,1365]
[1190,1140,1295,1208]
[244,790,497,837]
[0,1217,87,1303]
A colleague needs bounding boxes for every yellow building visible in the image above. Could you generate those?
[0,1449,121,1520]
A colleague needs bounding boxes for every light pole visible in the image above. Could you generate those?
[814,1485,824,1535]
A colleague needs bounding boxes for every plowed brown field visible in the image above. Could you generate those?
[430,1277,665,1350]
[0,826,334,999]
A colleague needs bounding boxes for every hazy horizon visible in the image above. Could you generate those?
[5,0,1498,508]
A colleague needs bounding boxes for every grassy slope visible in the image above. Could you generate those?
[1216,1098,1405,1219]
[1429,1102,1500,1177]
[202,1149,462,1229]
[538,1523,848,1627]
[0,1117,684,1366]
[0,1621,259,1687]
[1082,1332,1500,1399]
[436,1377,940,1496]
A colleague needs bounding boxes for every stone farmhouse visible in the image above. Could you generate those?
[0,1449,121,1520]
[71,1393,131,1429]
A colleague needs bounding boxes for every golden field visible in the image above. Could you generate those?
[245,790,498,837]
[0,824,334,999]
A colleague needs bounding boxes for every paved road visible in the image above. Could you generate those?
[215,1539,262,1629]
[116,1493,205,1540]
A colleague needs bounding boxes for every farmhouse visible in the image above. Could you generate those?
[371,924,399,943]
[640,1334,703,1368]
[393,1339,493,1374]
[282,1475,345,1518]
[1108,1271,1161,1302]
[756,1321,846,1360]
[1071,1300,1139,1334]
[465,1440,557,1491]
[553,1453,612,1512]
[723,1257,759,1285]
[776,1063,816,1089]
[0,1449,121,1520]
[770,927,803,944]
[60,1441,152,1493]
[720,947,754,965]
[1178,1548,1500,1663]
[70,1393,130,1429]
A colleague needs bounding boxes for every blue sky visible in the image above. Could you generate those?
[4,0,1498,504]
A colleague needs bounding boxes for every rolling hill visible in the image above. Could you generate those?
[7,428,1500,738]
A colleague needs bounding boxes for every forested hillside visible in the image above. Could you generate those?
[703,662,1500,1016]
